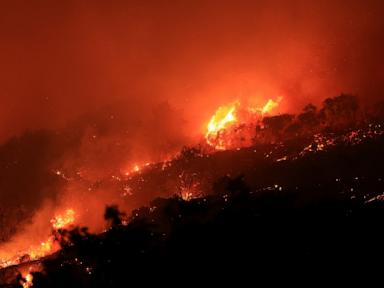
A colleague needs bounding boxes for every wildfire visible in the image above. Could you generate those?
[205,97,282,149]
[261,96,282,115]
[51,209,75,229]
[1,96,282,272]
[207,103,238,136]
[0,209,76,269]
[30,209,76,260]
[205,102,239,149]
[21,273,33,288]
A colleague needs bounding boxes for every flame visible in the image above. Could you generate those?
[51,209,75,229]
[205,102,239,149]
[207,103,238,135]
[29,209,76,259]
[123,162,152,176]
[0,209,76,268]
[261,96,282,115]
[21,273,33,288]
[205,97,282,149]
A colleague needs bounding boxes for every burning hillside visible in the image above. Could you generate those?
[0,0,384,286]
[1,93,384,279]
[0,209,75,268]
[1,95,285,268]
[1,94,384,286]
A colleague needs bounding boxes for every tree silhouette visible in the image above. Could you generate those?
[104,205,125,228]
[320,94,358,130]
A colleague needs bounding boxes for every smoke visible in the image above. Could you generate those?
[0,0,384,254]
[1,0,383,140]
[0,99,189,246]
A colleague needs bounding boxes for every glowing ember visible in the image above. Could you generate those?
[123,162,150,176]
[178,172,201,201]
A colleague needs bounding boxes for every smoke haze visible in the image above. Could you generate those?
[1,0,383,140]
[0,0,383,251]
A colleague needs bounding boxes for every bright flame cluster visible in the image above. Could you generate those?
[30,209,76,260]
[205,97,282,149]
[205,102,238,149]
[50,209,75,230]
[21,273,33,288]
[261,97,282,115]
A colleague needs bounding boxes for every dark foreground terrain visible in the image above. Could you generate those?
[2,130,384,286]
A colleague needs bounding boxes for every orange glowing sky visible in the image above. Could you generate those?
[0,0,384,142]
